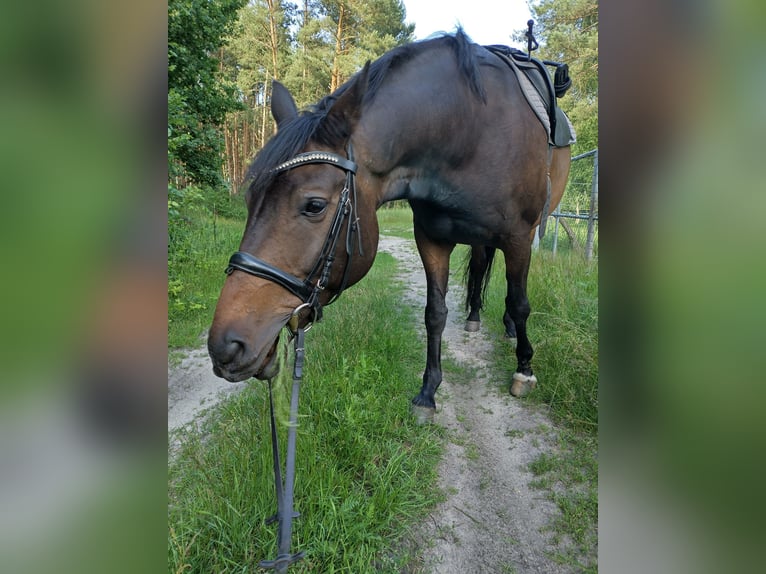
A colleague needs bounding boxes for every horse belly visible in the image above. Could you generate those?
[411,200,496,245]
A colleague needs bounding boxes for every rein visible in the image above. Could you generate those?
[258,317,306,572]
[224,146,361,572]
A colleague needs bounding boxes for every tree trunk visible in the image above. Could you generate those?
[302,0,309,93]
[558,218,580,250]
[331,4,346,92]
[260,81,268,145]
[224,120,233,193]
[242,113,251,186]
[232,120,240,192]
[266,0,280,80]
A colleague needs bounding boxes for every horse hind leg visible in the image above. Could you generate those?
[464,245,495,332]
[503,310,517,341]
[502,245,537,397]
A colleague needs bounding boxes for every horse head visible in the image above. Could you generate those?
[208,68,379,382]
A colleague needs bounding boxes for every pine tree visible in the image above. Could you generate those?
[168,0,248,187]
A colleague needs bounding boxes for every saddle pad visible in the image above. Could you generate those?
[487,48,576,147]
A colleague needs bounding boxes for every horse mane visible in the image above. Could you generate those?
[244,28,484,200]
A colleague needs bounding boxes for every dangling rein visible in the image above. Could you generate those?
[259,315,306,572]
[223,146,361,572]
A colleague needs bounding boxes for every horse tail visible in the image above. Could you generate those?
[463,246,497,312]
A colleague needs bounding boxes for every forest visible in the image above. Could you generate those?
[168,0,598,195]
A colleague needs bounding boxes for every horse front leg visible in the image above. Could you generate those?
[411,225,455,422]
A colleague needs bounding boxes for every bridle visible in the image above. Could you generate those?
[221,144,363,572]
[225,144,363,330]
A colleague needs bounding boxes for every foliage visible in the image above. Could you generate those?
[168,0,248,186]
[168,184,246,347]
[219,0,414,189]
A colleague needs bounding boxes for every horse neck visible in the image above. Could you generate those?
[352,96,480,207]
[351,53,484,207]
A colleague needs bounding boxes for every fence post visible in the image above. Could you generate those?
[585,149,598,261]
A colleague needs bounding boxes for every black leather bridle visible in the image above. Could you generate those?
[223,145,363,572]
[224,144,363,329]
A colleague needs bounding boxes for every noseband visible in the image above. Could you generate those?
[225,145,362,329]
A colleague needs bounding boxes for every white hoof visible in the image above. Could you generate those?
[510,373,537,397]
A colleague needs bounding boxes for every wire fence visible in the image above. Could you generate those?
[535,148,598,261]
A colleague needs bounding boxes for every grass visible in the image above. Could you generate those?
[528,428,598,572]
[539,217,599,259]
[478,248,599,432]
[167,206,410,348]
[169,251,445,573]
[168,213,244,348]
[377,205,413,238]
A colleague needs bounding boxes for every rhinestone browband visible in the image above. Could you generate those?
[271,152,357,174]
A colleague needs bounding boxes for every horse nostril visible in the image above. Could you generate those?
[209,329,248,366]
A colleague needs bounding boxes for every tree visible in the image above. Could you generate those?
[219,0,414,191]
[223,1,295,189]
[284,1,335,106]
[513,1,598,213]
[168,0,248,187]
[319,0,413,91]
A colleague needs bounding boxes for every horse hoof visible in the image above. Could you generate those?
[411,405,436,425]
[465,320,481,332]
[510,373,537,397]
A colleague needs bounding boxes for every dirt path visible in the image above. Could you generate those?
[168,236,574,573]
[167,346,248,454]
[377,236,572,574]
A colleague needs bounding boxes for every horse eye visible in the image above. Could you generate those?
[302,198,328,217]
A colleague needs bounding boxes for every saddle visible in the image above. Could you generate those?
[485,45,576,148]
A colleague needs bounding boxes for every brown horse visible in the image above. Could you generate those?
[208,30,571,417]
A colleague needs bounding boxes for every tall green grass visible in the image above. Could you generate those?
[475,248,598,432]
[377,205,413,239]
[169,253,444,573]
[168,212,244,348]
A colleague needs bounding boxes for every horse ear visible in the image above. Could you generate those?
[325,62,370,135]
[271,80,298,127]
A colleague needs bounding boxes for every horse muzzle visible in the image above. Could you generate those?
[208,324,282,382]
